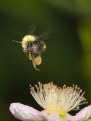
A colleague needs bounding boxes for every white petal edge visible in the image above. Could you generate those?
[74,105,91,121]
[9,103,46,121]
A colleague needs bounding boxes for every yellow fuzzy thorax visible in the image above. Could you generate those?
[21,35,37,49]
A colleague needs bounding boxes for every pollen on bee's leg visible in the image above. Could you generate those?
[32,60,39,71]
[28,54,32,60]
[34,56,42,65]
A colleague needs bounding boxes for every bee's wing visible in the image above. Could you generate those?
[29,25,36,35]
[36,28,53,41]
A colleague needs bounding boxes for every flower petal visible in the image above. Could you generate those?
[74,105,91,121]
[9,103,46,121]
[66,113,75,121]
[41,110,63,121]
[47,112,63,121]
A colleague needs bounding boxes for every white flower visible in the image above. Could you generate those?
[74,105,91,121]
[9,82,91,121]
[9,103,46,121]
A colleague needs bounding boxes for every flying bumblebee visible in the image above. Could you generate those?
[12,30,51,71]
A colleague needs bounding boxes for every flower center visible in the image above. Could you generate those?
[48,109,66,119]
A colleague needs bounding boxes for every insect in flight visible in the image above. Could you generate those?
[12,29,51,71]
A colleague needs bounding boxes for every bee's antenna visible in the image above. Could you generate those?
[12,40,21,43]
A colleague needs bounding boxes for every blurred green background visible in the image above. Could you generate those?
[0,0,91,121]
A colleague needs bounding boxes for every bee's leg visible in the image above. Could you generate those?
[32,58,39,71]
[34,55,42,65]
[28,53,32,60]
[31,54,39,71]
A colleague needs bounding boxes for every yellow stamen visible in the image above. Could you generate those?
[58,110,66,119]
[48,109,66,119]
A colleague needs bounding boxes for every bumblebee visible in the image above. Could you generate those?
[12,31,50,71]
[21,34,46,71]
